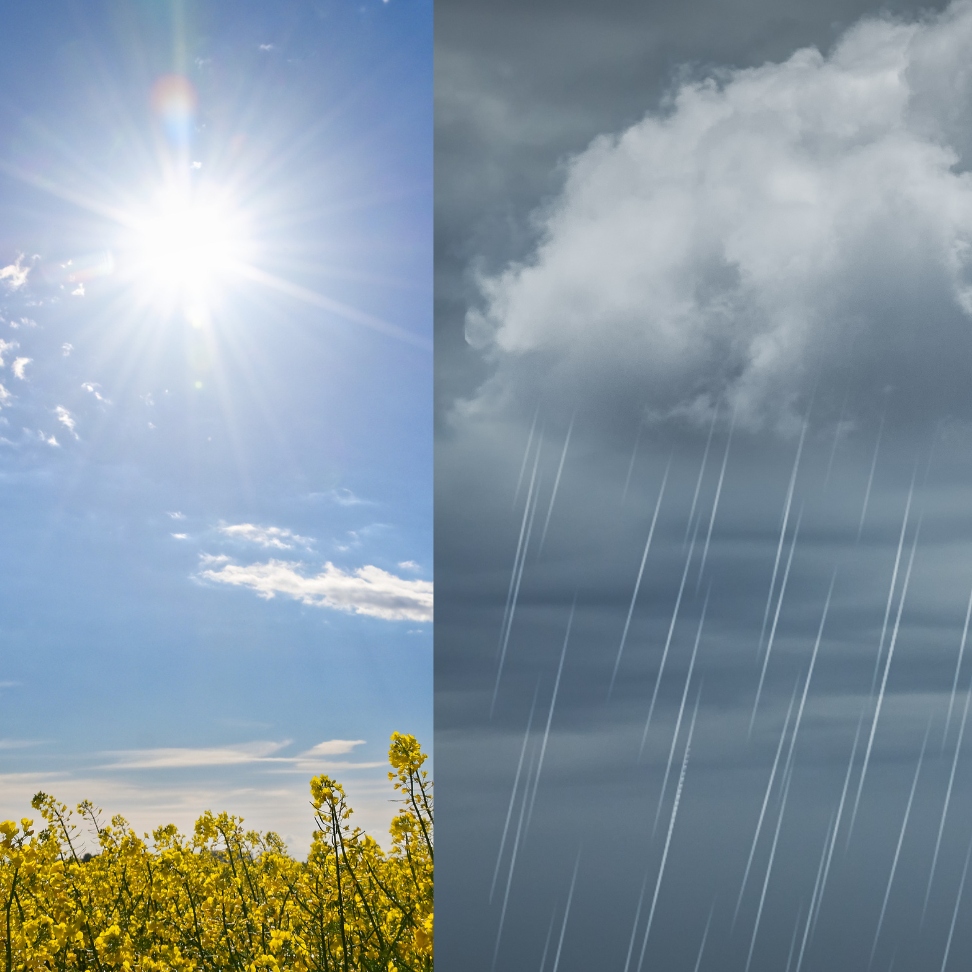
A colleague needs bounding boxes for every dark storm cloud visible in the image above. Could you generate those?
[435,1,972,970]
[460,3,972,432]
[435,0,956,420]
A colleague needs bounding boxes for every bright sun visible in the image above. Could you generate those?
[124,186,251,320]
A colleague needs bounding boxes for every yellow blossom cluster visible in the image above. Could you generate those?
[0,733,432,971]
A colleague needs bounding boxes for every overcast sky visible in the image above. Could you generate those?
[436,0,972,968]
[0,0,431,853]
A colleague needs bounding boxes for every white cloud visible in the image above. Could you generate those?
[199,559,434,622]
[101,740,289,770]
[0,339,17,367]
[199,552,231,566]
[0,257,29,290]
[11,358,30,380]
[398,560,421,571]
[0,765,398,855]
[171,533,189,540]
[61,343,74,356]
[82,382,109,402]
[0,385,11,408]
[167,511,186,520]
[466,1,972,430]
[55,406,78,438]
[300,739,366,757]
[259,43,275,51]
[71,283,85,296]
[219,522,314,550]
[315,487,371,506]
[97,739,382,776]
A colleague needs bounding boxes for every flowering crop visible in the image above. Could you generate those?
[0,733,432,971]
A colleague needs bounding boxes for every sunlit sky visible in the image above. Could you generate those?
[0,0,431,852]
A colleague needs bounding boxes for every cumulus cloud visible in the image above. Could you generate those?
[219,522,313,550]
[465,0,972,430]
[11,358,30,380]
[199,559,434,622]
[55,406,78,438]
[0,258,29,290]
[398,560,421,572]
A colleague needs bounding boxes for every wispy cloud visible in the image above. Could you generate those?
[101,740,290,770]
[82,381,109,402]
[0,339,17,367]
[309,487,371,507]
[11,357,30,380]
[167,511,186,520]
[61,343,73,356]
[300,739,365,757]
[398,560,421,572]
[0,385,11,408]
[99,738,375,772]
[0,738,40,750]
[198,559,434,622]
[55,406,78,439]
[0,740,399,854]
[219,523,313,550]
[171,533,189,540]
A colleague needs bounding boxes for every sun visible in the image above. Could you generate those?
[122,184,252,321]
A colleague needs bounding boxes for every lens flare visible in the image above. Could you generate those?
[151,74,197,145]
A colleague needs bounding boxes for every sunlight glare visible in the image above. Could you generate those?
[126,187,251,319]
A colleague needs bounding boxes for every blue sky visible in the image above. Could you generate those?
[0,0,431,852]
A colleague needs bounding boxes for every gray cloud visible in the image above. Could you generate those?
[463,1,972,432]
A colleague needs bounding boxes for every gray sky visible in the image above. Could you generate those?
[435,1,972,969]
